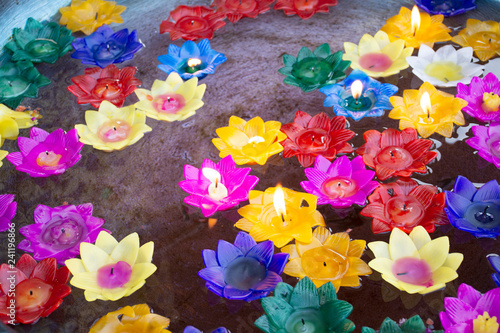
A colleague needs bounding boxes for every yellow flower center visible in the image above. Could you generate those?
[301,246,349,280]
[473,312,499,333]
[482,92,500,113]
[424,61,464,83]
[469,32,500,50]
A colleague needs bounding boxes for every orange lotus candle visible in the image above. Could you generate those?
[381,6,452,49]
[452,19,500,61]
[389,82,467,138]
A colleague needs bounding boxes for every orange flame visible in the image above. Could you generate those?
[273,184,287,219]
[411,6,421,34]
[351,80,363,100]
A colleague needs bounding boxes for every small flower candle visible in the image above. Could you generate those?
[466,122,500,168]
[456,73,500,123]
[211,0,273,23]
[274,0,338,20]
[452,19,500,61]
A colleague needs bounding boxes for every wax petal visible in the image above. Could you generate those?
[389,228,419,260]
[110,233,139,265]
[476,288,500,318]
[217,240,243,267]
[472,179,500,202]
[268,253,289,274]
[80,243,111,272]
[261,297,294,328]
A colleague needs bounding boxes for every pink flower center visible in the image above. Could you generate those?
[96,261,132,289]
[392,257,433,287]
[385,196,425,227]
[97,120,132,143]
[36,151,62,167]
[153,93,186,114]
[375,146,413,171]
[359,53,393,73]
[321,177,358,199]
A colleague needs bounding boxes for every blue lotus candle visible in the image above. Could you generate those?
[413,0,476,16]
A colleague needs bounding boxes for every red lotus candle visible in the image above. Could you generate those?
[274,0,338,19]
[211,0,274,23]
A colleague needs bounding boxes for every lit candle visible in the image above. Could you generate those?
[392,257,433,286]
[248,136,265,145]
[284,309,327,332]
[342,79,375,112]
[202,167,228,201]
[463,202,500,228]
[96,261,133,289]
[420,92,433,123]
[274,185,287,221]
[385,196,425,227]
[97,120,132,143]
[186,58,202,74]
[15,279,53,312]
[293,0,319,11]
[411,6,421,36]
[36,151,62,167]
[153,93,186,114]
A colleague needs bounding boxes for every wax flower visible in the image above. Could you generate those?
[198,232,288,301]
[380,6,452,49]
[280,111,354,167]
[4,18,73,64]
[406,45,484,88]
[59,0,126,36]
[71,25,143,68]
[444,175,500,239]
[0,254,71,324]
[213,116,286,165]
[320,69,398,121]
[278,44,350,92]
[452,19,500,62]
[7,127,84,178]
[134,73,206,122]
[160,6,226,41]
[157,39,227,81]
[439,283,500,332]
[281,226,372,289]
[255,277,355,333]
[363,315,434,333]
[413,0,476,16]
[235,186,325,248]
[179,155,259,217]
[489,255,500,287]
[184,326,228,333]
[301,155,378,208]
[68,65,142,108]
[355,128,437,181]
[0,104,38,144]
[361,178,448,234]
[342,31,414,78]
[466,122,500,168]
[456,73,500,123]
[274,0,338,20]
[0,194,16,232]
[211,0,273,23]
[389,82,467,138]
[18,203,105,265]
[89,304,171,333]
[75,101,152,152]
[66,231,156,301]
[368,226,463,294]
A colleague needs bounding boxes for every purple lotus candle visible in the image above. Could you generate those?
[0,194,16,232]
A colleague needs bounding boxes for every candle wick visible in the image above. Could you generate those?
[215,178,219,189]
[397,272,408,275]
[95,12,99,20]
[281,214,285,223]
[337,182,341,187]
[443,78,449,83]
[30,290,33,296]
[107,43,110,51]
[110,268,114,275]
[106,84,109,89]
[302,319,305,325]
[312,136,314,142]
[191,20,194,26]
[483,206,489,214]
[8,81,12,87]
[490,38,492,43]
[167,97,171,103]
[113,126,117,131]
[45,151,49,155]
[323,262,326,267]
[61,228,65,233]
[404,203,407,212]
[390,150,394,157]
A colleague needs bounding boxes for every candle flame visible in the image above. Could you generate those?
[351,80,363,100]
[411,6,421,34]
[248,136,265,144]
[187,58,202,67]
[273,184,287,220]
[420,92,431,117]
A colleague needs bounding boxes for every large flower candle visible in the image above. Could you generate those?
[456,73,500,123]
[0,194,16,232]
[368,226,463,294]
[65,231,156,301]
[466,122,500,168]
[280,111,354,167]
[389,82,467,138]
[0,254,71,324]
[380,6,452,48]
[211,0,274,23]
[452,19,500,61]
[0,104,37,144]
[274,0,338,20]
[235,186,325,248]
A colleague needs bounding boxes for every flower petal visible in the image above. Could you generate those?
[389,228,419,260]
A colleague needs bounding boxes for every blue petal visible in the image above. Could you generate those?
[379,83,398,97]
[246,241,274,266]
[222,285,252,300]
[198,266,225,287]
[210,53,227,66]
[206,281,224,297]
[493,273,500,287]
[252,271,282,291]
[212,328,230,333]
[245,290,270,302]
[202,249,219,267]
[488,255,500,273]
[180,40,200,59]
[453,175,477,200]
[110,29,129,45]
[197,38,212,56]
[233,232,256,254]
[183,326,202,333]
[217,240,243,267]
[473,180,500,202]
[71,38,86,51]
[168,43,181,56]
[446,191,472,217]
[451,217,480,232]
[157,64,176,75]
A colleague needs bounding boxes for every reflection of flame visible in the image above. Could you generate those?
[351,80,363,100]
[187,58,202,67]
[273,184,287,219]
[208,218,217,229]
[420,92,431,116]
[411,6,420,34]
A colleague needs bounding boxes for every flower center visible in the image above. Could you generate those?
[296,129,329,152]
[94,40,125,61]
[482,92,500,113]
[301,246,349,280]
[375,146,414,171]
[223,256,266,290]
[15,278,53,311]
[292,57,332,85]
[36,150,62,168]
[385,196,425,227]
[473,312,499,333]
[41,216,86,250]
[96,261,133,289]
[463,203,500,228]
[321,177,358,199]
[285,309,327,333]
[0,76,30,97]
[25,39,60,57]
[359,53,393,73]
[469,32,500,50]
[97,120,132,143]
[392,257,433,286]
[424,61,464,83]
[153,93,186,114]
[93,79,123,99]
[293,0,319,11]
[178,17,208,32]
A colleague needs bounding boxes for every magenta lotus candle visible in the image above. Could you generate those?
[6,127,83,177]
[179,155,259,217]
[467,122,500,168]
[0,194,16,232]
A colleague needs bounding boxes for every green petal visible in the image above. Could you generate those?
[318,282,337,305]
[336,319,356,333]
[38,22,60,41]
[321,300,353,329]
[297,47,315,61]
[336,60,352,72]
[290,277,319,309]
[11,51,31,62]
[379,317,402,333]
[261,297,294,328]
[255,315,272,333]
[4,41,20,53]
[2,97,23,109]
[278,67,292,76]
[298,81,317,92]
[313,43,331,58]
[274,282,293,303]
[362,327,377,333]
[325,51,343,66]
[400,315,426,333]
[283,76,299,87]
[13,29,34,49]
[283,54,296,67]
[24,18,42,35]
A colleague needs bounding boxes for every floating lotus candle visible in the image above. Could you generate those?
[0,254,71,324]
[389,82,467,138]
[466,122,500,168]
[444,176,500,238]
[439,284,500,332]
[198,232,288,301]
[65,231,156,301]
[301,155,377,208]
[280,111,354,167]
[59,0,126,35]
[363,316,432,333]
[255,277,355,333]
[380,6,452,48]
[355,128,437,180]
[211,0,273,23]
[75,101,152,152]
[179,155,259,217]
[0,104,37,144]
[68,65,141,108]
[342,31,414,78]
[274,0,338,20]
[235,186,325,247]
[134,73,206,122]
[160,5,226,41]
[18,203,106,265]
[361,178,448,234]
[320,69,398,120]
[281,226,372,289]
[7,127,84,178]
[452,19,500,61]
[157,39,227,80]
[213,116,286,165]
[0,194,16,232]
[185,326,228,333]
[406,45,484,87]
[89,304,171,333]
[368,226,463,294]
[278,44,350,92]
[413,0,476,16]
[489,255,500,287]
[5,18,73,64]
[71,25,143,68]
[456,73,500,123]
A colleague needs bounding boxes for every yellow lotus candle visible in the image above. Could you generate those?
[381,6,452,49]
[89,304,171,332]
[452,19,500,61]
[235,185,325,248]
[0,104,38,145]
[389,82,467,138]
